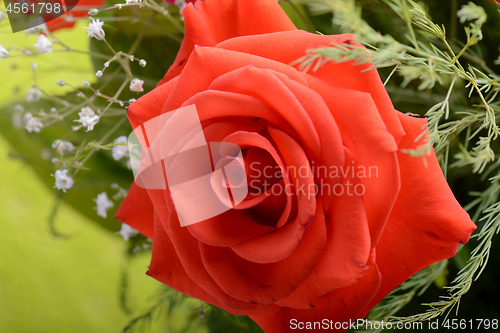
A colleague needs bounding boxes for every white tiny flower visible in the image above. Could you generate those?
[26,86,42,102]
[34,34,53,54]
[24,112,43,133]
[50,107,57,113]
[31,62,38,71]
[83,18,105,40]
[0,44,9,58]
[52,169,74,192]
[78,106,95,118]
[112,136,129,161]
[53,140,75,155]
[116,223,139,241]
[77,115,99,131]
[129,78,144,92]
[15,105,24,112]
[94,192,114,218]
[96,70,103,78]
[75,106,99,131]
[125,0,140,4]
[139,59,146,67]
[0,10,5,21]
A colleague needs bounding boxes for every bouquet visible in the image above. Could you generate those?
[1,0,499,332]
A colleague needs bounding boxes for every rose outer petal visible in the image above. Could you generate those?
[159,0,297,85]
[250,250,381,333]
[148,207,282,316]
[359,112,477,317]
[115,181,155,239]
[215,30,405,143]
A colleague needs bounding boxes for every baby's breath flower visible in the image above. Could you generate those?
[31,62,38,71]
[96,70,103,78]
[52,140,75,155]
[82,81,91,88]
[129,78,144,92]
[56,80,66,86]
[94,192,114,218]
[83,18,105,40]
[23,112,43,133]
[139,59,146,67]
[126,0,140,4]
[116,223,139,241]
[34,34,53,54]
[75,106,99,131]
[78,106,95,118]
[77,115,99,131]
[52,169,74,192]
[14,105,24,113]
[0,44,9,58]
[26,86,42,103]
[112,136,129,161]
[88,8,99,16]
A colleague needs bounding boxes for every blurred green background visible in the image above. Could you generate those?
[0,12,195,333]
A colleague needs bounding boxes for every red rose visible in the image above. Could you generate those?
[116,0,476,331]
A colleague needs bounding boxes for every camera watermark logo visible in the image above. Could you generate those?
[4,0,80,33]
[128,105,248,227]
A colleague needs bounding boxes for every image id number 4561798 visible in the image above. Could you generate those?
[5,2,62,15]
[440,319,498,330]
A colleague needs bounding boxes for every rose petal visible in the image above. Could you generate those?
[162,46,308,113]
[127,77,178,130]
[115,181,155,239]
[306,76,400,249]
[250,250,381,332]
[159,0,296,85]
[149,208,281,315]
[230,127,316,263]
[277,148,372,309]
[216,30,405,143]
[359,113,476,316]
[199,199,326,306]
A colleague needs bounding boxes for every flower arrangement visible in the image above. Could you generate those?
[1,0,499,332]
